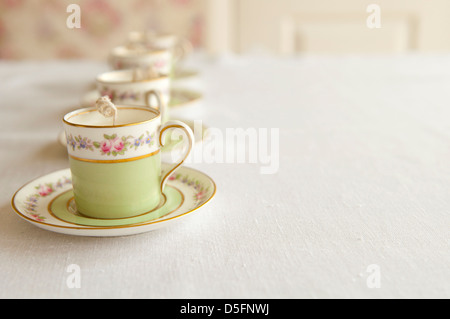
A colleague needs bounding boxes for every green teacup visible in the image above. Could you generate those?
[63,105,194,219]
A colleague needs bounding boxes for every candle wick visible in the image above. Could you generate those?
[96,96,118,126]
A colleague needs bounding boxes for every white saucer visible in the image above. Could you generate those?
[11,165,216,237]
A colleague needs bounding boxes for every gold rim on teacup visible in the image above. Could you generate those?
[127,31,180,49]
[108,45,173,74]
[96,69,168,85]
[110,45,169,57]
[63,106,160,129]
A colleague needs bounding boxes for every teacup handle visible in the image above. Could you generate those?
[145,90,166,122]
[173,38,193,64]
[159,121,195,193]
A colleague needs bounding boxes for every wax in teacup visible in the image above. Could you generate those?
[67,107,156,127]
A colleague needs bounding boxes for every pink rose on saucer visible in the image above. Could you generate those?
[37,184,53,197]
[195,191,205,201]
[30,214,45,222]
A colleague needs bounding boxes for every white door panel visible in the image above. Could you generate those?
[203,0,450,54]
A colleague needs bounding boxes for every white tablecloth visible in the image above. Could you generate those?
[0,53,449,299]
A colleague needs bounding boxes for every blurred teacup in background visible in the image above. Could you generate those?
[109,44,172,75]
[127,31,193,72]
[96,68,170,123]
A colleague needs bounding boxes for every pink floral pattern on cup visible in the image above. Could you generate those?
[67,131,156,157]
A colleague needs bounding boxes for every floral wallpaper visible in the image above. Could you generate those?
[0,0,205,60]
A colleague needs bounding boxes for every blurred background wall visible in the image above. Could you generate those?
[1,0,450,60]
[233,0,450,55]
[0,0,205,60]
